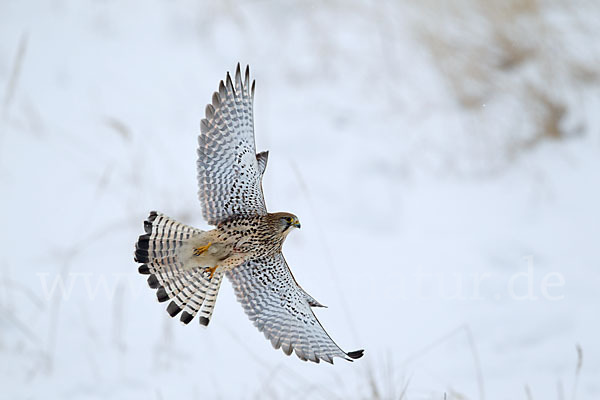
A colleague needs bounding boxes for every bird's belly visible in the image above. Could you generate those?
[178,235,233,270]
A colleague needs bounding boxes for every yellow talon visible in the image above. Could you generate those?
[193,242,212,256]
[206,266,218,280]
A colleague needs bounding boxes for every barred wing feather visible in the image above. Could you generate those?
[197,64,268,225]
[226,253,364,364]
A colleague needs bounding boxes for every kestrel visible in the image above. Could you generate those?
[134,64,363,363]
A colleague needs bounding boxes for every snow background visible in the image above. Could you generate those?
[1,0,599,398]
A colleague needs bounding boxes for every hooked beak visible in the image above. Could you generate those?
[293,218,301,229]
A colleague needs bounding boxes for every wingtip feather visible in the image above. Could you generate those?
[347,349,364,360]
[235,63,242,83]
[218,81,227,98]
[226,72,235,94]
[211,92,220,108]
[200,118,210,134]
[205,104,215,120]
[280,341,293,356]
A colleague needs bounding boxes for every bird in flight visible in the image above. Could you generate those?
[134,64,363,363]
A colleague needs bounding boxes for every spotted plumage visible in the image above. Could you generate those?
[134,64,363,363]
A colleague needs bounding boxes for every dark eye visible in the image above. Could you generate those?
[285,217,292,223]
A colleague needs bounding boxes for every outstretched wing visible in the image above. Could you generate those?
[226,253,364,364]
[197,64,268,225]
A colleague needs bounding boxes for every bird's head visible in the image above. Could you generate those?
[274,212,301,234]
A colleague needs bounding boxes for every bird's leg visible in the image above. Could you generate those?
[193,242,212,256]
[205,265,218,280]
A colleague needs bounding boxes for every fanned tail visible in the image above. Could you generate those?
[134,211,223,325]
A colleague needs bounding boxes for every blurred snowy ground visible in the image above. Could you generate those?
[1,0,599,399]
